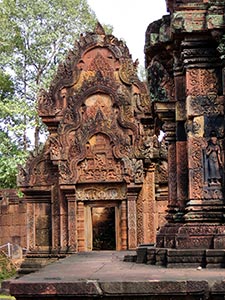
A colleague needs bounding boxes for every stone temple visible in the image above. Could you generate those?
[1,0,225,273]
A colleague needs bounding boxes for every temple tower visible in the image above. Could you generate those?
[144,0,225,267]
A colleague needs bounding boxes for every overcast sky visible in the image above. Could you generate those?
[87,0,168,66]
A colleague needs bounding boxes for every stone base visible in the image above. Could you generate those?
[18,253,67,275]
[136,222,225,268]
[156,223,225,250]
[137,246,225,268]
[9,251,225,300]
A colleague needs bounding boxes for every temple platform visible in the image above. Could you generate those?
[9,251,225,300]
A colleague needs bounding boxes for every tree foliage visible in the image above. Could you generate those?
[0,0,112,188]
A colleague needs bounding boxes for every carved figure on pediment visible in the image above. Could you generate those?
[148,57,174,102]
[48,137,61,160]
[30,160,49,185]
[134,93,151,113]
[143,134,159,159]
[159,136,167,160]
[205,131,222,186]
[119,60,136,85]
[17,165,27,186]
[122,157,133,183]
[38,89,54,115]
[133,159,144,183]
[59,161,72,183]
[63,96,81,124]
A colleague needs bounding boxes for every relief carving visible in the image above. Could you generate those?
[38,88,55,115]
[122,157,144,183]
[77,134,123,183]
[76,186,126,201]
[187,94,224,117]
[187,69,218,97]
[147,56,174,102]
[119,60,137,85]
[205,131,222,186]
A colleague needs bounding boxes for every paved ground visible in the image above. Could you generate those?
[8,251,225,299]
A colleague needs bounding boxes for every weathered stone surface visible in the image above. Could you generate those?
[9,252,225,300]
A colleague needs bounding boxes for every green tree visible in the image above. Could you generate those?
[0,0,98,151]
[0,0,112,187]
[0,71,28,188]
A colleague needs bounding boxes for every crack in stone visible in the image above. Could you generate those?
[86,279,103,295]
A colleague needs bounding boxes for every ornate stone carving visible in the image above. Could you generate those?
[17,22,158,254]
[148,57,175,102]
[204,131,222,187]
[76,185,126,201]
[186,69,218,97]
[187,94,224,117]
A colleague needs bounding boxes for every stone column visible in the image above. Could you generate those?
[154,104,178,248]
[174,59,188,221]
[182,37,224,223]
[162,121,177,222]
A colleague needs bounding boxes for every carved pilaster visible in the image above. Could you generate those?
[162,122,177,222]
[66,192,77,252]
[121,200,127,250]
[127,189,138,250]
[77,201,85,251]
[27,202,35,252]
[51,185,60,252]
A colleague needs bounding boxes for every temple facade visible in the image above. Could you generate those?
[0,23,168,255]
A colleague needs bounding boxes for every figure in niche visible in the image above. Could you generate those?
[206,131,222,185]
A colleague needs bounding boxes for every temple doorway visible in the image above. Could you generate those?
[92,207,116,250]
[84,200,126,251]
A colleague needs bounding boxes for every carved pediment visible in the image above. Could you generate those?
[23,23,156,190]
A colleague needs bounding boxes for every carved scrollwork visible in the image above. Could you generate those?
[76,185,126,201]
[187,94,224,116]
[187,69,218,97]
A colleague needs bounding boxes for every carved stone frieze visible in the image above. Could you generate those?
[187,94,224,117]
[188,137,205,200]
[187,69,218,97]
[76,185,126,201]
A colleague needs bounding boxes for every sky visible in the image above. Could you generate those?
[87,0,168,67]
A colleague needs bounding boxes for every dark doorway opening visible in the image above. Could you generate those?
[92,207,116,250]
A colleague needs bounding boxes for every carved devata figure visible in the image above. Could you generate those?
[205,131,222,186]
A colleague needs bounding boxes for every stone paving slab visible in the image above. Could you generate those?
[9,251,225,299]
